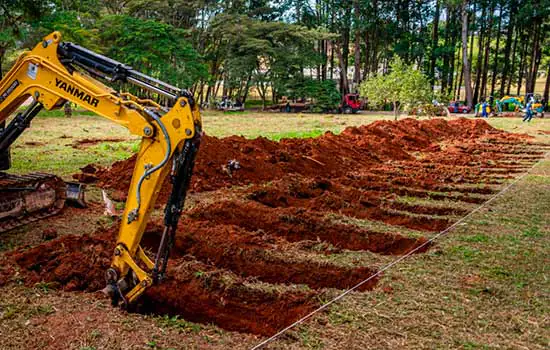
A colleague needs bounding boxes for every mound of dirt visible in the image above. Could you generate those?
[7,116,545,337]
[189,200,431,252]
[9,232,115,292]
[75,118,507,200]
[6,226,321,336]
[142,219,380,290]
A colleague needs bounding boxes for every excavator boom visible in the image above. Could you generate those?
[0,32,202,305]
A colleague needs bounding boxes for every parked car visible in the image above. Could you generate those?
[448,101,471,114]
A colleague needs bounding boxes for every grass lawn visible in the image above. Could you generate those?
[10,109,549,177]
[275,159,550,349]
[1,109,549,349]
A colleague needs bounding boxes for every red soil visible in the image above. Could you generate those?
[10,232,115,292]
[143,220,380,290]
[7,228,320,336]
[76,118,517,200]
[190,200,432,251]
[138,260,319,336]
[4,117,546,336]
[246,175,482,213]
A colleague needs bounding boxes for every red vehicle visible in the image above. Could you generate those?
[448,101,471,114]
[340,93,361,114]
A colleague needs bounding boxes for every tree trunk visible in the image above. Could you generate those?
[526,21,541,94]
[370,0,379,74]
[330,43,334,80]
[473,4,486,104]
[507,25,519,95]
[260,89,266,111]
[353,0,361,88]
[468,2,476,71]
[197,80,205,105]
[353,38,361,88]
[490,3,502,96]
[447,9,458,96]
[500,2,515,96]
[543,64,550,111]
[461,0,473,108]
[429,0,441,88]
[242,74,252,104]
[336,41,350,95]
[321,40,327,80]
[480,1,494,99]
[213,75,222,102]
[341,20,351,94]
[363,35,370,80]
[393,101,398,121]
[453,48,462,99]
[516,33,528,95]
[441,6,451,93]
[456,54,464,100]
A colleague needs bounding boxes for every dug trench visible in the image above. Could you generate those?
[2,118,549,337]
[3,227,322,336]
[75,117,537,199]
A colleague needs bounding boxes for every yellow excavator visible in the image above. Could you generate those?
[0,32,202,306]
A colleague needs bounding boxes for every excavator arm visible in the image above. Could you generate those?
[0,31,202,305]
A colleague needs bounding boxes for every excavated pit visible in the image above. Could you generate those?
[137,260,319,336]
[245,175,488,214]
[141,220,380,290]
[8,231,320,336]
[3,117,548,336]
[78,118,527,200]
[190,200,433,250]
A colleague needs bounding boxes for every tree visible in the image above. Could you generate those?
[1,0,549,106]
[0,0,50,78]
[210,14,331,107]
[286,77,341,112]
[32,10,100,49]
[98,15,207,91]
[461,0,473,108]
[359,56,432,121]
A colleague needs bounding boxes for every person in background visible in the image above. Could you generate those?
[523,98,534,122]
[64,102,72,118]
[481,99,489,118]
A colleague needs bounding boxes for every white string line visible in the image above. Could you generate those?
[251,150,549,350]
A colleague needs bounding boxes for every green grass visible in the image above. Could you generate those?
[16,106,97,118]
[244,99,273,109]
[303,159,550,349]
[157,315,202,333]
[1,108,549,349]
[7,109,550,178]
[9,114,137,176]
[267,129,326,141]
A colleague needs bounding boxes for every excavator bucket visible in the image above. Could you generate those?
[65,182,87,208]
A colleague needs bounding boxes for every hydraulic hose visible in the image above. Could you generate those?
[128,108,171,223]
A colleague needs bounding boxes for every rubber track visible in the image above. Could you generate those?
[0,172,66,233]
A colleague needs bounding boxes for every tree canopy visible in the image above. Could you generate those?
[0,0,548,108]
[360,57,433,120]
